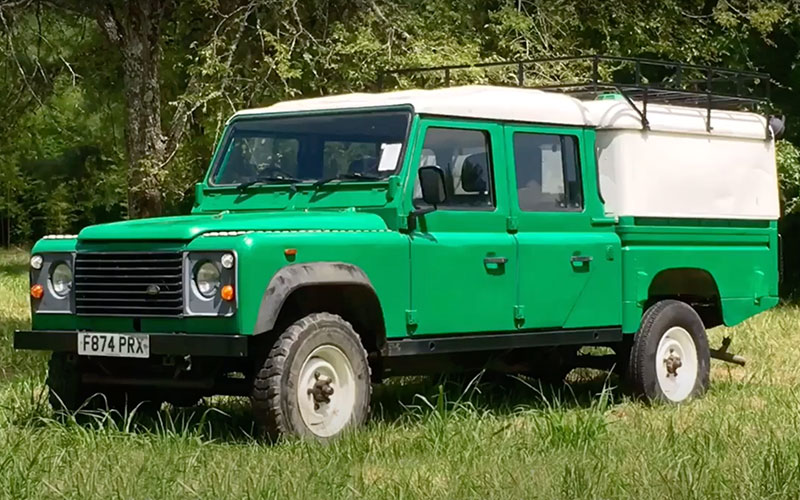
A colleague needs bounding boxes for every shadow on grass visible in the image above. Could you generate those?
[10,369,622,445]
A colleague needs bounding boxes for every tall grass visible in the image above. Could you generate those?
[2,248,800,498]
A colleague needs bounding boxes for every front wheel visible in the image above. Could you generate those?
[251,313,372,441]
[627,300,710,403]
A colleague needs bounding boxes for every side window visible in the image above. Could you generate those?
[414,127,494,210]
[513,133,582,212]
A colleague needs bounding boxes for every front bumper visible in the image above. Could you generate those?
[14,330,249,358]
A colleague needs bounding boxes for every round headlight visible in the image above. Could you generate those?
[50,262,72,297]
[30,255,43,270]
[195,261,221,297]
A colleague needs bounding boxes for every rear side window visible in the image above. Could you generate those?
[513,133,582,212]
[413,127,494,210]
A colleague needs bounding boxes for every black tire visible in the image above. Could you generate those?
[251,313,372,441]
[47,353,164,414]
[627,300,710,403]
[47,352,85,412]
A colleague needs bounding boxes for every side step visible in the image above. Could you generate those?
[384,328,622,358]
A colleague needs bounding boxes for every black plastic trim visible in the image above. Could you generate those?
[254,262,378,334]
[13,330,248,357]
[384,327,622,357]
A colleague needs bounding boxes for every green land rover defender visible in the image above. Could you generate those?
[14,57,782,440]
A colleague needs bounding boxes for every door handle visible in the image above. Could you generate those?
[483,257,508,265]
[570,255,593,269]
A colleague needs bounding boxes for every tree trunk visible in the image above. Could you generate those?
[90,1,167,219]
[117,2,165,218]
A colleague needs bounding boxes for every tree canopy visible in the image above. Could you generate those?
[1,0,799,244]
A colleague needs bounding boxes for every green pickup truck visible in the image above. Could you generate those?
[15,58,781,440]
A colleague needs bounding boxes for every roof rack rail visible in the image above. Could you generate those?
[379,55,771,133]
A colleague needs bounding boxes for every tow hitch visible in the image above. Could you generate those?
[709,337,746,366]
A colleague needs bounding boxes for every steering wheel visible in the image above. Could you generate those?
[256,164,295,179]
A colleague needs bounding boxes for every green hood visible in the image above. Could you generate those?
[77,211,388,241]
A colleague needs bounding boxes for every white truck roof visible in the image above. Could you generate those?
[233,85,778,220]
[235,86,592,127]
[234,85,768,139]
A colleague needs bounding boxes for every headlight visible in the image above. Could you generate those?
[194,261,221,297]
[30,255,43,270]
[50,262,72,297]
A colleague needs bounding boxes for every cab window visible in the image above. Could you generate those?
[513,133,582,212]
[414,127,494,210]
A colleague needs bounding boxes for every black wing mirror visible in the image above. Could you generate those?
[408,165,447,231]
[418,165,447,206]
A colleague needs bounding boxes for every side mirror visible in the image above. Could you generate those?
[418,165,447,206]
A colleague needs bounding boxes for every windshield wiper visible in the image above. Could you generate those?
[312,172,382,189]
[237,175,302,192]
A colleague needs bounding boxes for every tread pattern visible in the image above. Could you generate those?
[628,300,672,397]
[251,312,372,440]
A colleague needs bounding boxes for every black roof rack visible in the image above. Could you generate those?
[379,55,771,133]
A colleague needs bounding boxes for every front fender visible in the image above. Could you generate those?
[253,262,376,334]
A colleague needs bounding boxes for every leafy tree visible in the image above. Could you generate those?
[1,0,800,246]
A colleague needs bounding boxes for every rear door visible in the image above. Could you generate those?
[407,119,518,335]
[506,125,621,329]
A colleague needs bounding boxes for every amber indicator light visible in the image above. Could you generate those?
[284,248,298,257]
[220,284,235,302]
[30,284,44,299]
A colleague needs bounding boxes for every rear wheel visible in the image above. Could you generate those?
[251,313,371,441]
[627,300,710,402]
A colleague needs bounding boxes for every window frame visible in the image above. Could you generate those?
[413,125,498,212]
[511,131,584,213]
[207,109,412,187]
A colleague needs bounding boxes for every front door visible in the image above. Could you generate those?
[407,120,517,335]
[506,125,621,329]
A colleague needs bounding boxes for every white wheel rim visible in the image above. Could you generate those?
[655,326,698,402]
[297,344,356,437]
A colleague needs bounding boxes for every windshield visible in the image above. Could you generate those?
[210,111,411,186]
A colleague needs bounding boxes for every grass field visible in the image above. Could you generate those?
[3,249,800,499]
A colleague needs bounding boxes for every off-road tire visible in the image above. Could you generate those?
[47,353,165,413]
[47,352,85,412]
[251,313,371,441]
[627,300,710,402]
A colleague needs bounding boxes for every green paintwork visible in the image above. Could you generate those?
[27,105,780,349]
[616,217,779,333]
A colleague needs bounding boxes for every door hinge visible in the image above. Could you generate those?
[514,305,525,320]
[398,214,409,231]
[405,309,418,326]
[506,216,518,233]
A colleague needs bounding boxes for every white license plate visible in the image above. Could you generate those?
[77,332,150,358]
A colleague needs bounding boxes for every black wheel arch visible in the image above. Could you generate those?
[253,262,387,355]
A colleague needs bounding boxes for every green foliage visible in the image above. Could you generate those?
[778,140,800,215]
[1,0,800,243]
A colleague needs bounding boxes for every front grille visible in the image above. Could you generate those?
[74,252,184,317]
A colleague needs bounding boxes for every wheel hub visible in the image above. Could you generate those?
[664,349,683,377]
[307,371,335,410]
[655,326,699,402]
[296,344,357,437]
